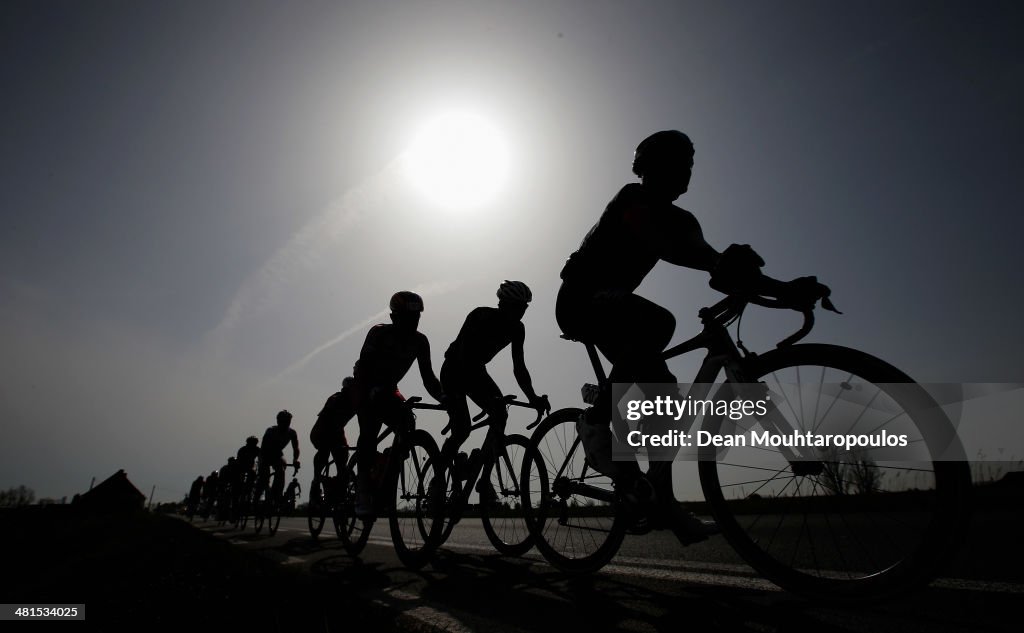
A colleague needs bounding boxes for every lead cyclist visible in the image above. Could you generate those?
[555,129,831,543]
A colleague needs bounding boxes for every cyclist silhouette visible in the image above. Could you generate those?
[257,410,300,498]
[284,477,301,510]
[439,281,549,479]
[352,291,446,518]
[556,130,824,542]
[310,376,357,491]
[203,469,220,508]
[236,436,260,473]
[218,456,239,492]
[187,475,204,513]
[235,436,259,491]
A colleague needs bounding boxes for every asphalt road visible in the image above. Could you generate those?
[195,511,1023,633]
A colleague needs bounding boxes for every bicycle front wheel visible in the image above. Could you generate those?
[252,489,266,534]
[699,343,971,601]
[480,434,535,556]
[389,429,443,569]
[266,498,282,536]
[521,408,627,573]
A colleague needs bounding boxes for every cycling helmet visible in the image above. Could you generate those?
[389,291,424,313]
[497,280,532,304]
[276,410,293,424]
[631,130,694,177]
[245,435,258,446]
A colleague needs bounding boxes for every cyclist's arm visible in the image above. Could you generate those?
[510,324,540,402]
[624,201,720,272]
[289,429,300,465]
[415,333,446,402]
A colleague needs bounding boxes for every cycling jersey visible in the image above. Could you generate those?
[261,426,298,458]
[354,324,431,390]
[188,477,204,501]
[204,473,219,499]
[310,388,353,477]
[444,307,525,369]
[560,183,711,295]
[236,444,259,471]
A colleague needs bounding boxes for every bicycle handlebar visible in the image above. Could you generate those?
[701,286,839,349]
[469,394,548,425]
[430,394,549,435]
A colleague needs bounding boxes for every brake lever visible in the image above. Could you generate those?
[777,310,815,348]
[525,399,548,431]
[821,295,841,314]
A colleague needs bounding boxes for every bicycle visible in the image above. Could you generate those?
[233,468,257,530]
[521,290,971,601]
[329,396,447,568]
[214,484,236,527]
[185,495,200,522]
[252,461,299,536]
[427,395,546,556]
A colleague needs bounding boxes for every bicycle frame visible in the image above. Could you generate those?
[255,462,298,503]
[560,295,819,497]
[446,397,542,502]
[358,399,443,516]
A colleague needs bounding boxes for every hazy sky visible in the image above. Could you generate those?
[2,1,1022,502]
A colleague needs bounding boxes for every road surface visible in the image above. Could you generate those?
[195,511,1022,633]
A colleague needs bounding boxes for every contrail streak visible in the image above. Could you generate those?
[207,158,406,352]
[271,310,386,382]
[268,278,463,383]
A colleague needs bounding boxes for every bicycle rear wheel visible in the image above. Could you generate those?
[521,408,627,573]
[336,452,372,555]
[389,429,443,569]
[308,466,329,539]
[480,434,535,556]
[699,343,971,601]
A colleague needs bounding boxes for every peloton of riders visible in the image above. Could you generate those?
[186,129,839,544]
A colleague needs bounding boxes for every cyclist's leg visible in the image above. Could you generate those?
[330,434,349,483]
[590,292,677,487]
[272,460,286,498]
[439,362,471,468]
[310,426,329,488]
[465,371,506,463]
[356,406,384,514]
[256,461,270,493]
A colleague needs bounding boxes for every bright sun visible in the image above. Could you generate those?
[403,110,510,210]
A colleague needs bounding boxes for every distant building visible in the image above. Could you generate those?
[74,470,146,512]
